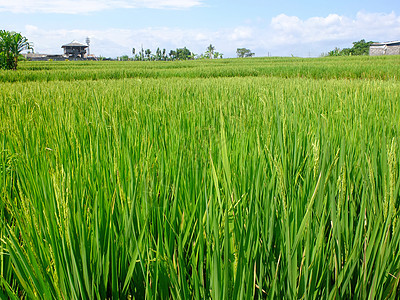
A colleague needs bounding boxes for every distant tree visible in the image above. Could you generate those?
[156,47,161,60]
[169,50,176,60]
[236,48,254,58]
[0,30,32,70]
[140,47,145,61]
[212,51,224,59]
[351,39,374,55]
[327,40,374,56]
[145,49,152,60]
[120,55,129,61]
[132,48,135,56]
[176,47,192,60]
[205,44,215,59]
[327,47,341,56]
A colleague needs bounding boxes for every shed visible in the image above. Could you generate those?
[369,41,400,56]
[61,40,88,58]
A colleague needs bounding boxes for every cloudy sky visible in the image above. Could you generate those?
[1,0,399,57]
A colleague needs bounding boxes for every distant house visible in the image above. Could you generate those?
[369,41,400,56]
[24,53,48,60]
[61,40,88,58]
[23,53,64,61]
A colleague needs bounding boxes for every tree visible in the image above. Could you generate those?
[327,47,341,56]
[351,39,374,55]
[0,30,32,70]
[176,47,192,60]
[156,47,161,60]
[140,47,145,61]
[327,40,374,56]
[236,48,254,58]
[169,50,176,60]
[145,49,152,60]
[205,44,215,59]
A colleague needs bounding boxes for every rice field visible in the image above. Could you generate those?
[1,56,400,299]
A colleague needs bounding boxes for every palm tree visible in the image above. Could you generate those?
[140,47,144,61]
[0,30,31,70]
[206,44,215,59]
[156,47,161,61]
[145,49,151,60]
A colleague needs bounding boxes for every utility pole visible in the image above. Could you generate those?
[86,37,90,56]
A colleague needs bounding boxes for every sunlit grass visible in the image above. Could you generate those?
[1,57,400,298]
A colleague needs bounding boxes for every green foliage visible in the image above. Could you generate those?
[132,47,192,61]
[205,44,216,59]
[0,51,5,69]
[1,56,400,83]
[236,47,255,58]
[175,47,193,60]
[0,30,31,70]
[328,39,374,56]
[120,55,130,61]
[1,58,400,298]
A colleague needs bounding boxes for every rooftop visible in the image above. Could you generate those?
[371,41,400,46]
[61,40,88,48]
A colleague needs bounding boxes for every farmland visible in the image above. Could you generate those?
[1,56,400,298]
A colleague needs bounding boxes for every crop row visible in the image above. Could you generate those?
[1,73,400,298]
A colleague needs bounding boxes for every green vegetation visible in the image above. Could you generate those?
[0,30,32,70]
[130,46,191,61]
[327,39,374,56]
[236,48,255,58]
[1,56,400,298]
[1,55,400,83]
[129,44,222,61]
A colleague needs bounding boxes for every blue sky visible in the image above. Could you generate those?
[1,0,399,57]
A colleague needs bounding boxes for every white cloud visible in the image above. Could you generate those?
[0,0,204,14]
[228,27,254,41]
[18,11,400,58]
[270,11,400,45]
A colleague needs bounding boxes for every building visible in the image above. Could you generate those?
[369,41,400,56]
[24,53,65,61]
[23,40,96,61]
[61,40,88,58]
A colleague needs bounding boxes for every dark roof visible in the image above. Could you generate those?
[61,40,88,48]
[371,41,400,46]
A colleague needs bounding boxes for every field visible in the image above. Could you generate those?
[1,56,400,299]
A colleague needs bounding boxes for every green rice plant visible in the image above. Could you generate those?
[0,55,399,83]
[0,58,400,298]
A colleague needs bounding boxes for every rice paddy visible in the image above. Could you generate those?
[1,56,400,298]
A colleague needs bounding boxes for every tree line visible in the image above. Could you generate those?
[122,44,225,61]
[326,39,374,56]
[120,45,255,61]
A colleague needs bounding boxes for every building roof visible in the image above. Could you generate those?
[371,41,400,46]
[61,40,88,48]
